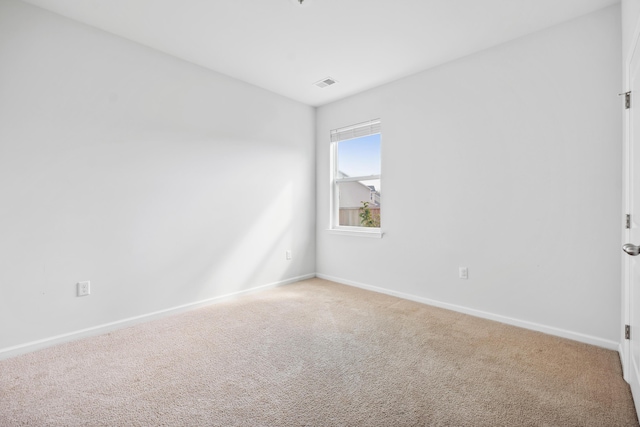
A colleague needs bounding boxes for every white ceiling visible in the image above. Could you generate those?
[21,0,619,107]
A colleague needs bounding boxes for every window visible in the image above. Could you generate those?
[330,119,381,236]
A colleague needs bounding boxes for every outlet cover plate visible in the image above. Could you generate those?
[77,281,90,297]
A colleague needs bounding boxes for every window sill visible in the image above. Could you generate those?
[326,228,384,238]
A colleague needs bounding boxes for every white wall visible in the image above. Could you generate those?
[317,6,622,347]
[0,0,315,354]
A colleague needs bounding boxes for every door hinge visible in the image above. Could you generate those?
[626,324,631,340]
[620,91,631,109]
[627,214,631,229]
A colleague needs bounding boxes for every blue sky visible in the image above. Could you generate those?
[338,133,381,177]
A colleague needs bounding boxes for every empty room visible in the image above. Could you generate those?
[2,0,640,425]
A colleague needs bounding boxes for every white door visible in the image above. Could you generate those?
[624,29,640,416]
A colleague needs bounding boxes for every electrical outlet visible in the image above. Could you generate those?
[459,267,468,280]
[77,281,90,297]
[286,250,292,260]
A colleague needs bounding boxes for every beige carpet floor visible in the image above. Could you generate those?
[0,278,637,426]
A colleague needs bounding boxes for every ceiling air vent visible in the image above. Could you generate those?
[315,77,337,88]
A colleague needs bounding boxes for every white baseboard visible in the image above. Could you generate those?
[4,272,618,360]
[0,273,315,360]
[316,273,619,351]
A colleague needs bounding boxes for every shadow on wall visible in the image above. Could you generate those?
[189,180,301,300]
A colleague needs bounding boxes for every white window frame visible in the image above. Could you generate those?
[329,119,383,238]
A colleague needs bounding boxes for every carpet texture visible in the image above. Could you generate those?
[0,278,637,426]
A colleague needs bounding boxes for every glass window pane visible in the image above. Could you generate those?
[338,179,381,227]
[337,134,381,178]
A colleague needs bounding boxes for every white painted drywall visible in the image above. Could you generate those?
[0,0,315,352]
[317,6,622,344]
